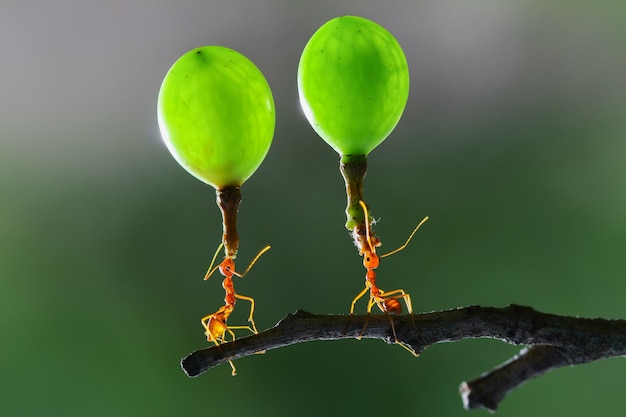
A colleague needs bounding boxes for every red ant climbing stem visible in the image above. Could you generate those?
[201,242,271,376]
[350,200,428,316]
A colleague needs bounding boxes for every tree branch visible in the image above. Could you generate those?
[180,305,626,411]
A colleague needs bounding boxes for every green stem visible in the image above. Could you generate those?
[216,186,241,259]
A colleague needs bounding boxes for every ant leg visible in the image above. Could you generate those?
[381,289,416,329]
[379,289,413,314]
[358,293,384,340]
[400,292,417,329]
[200,313,219,340]
[350,286,370,314]
[368,294,387,313]
[363,293,401,343]
[228,361,237,376]
[227,324,256,334]
[395,339,419,357]
[227,324,266,356]
[387,314,399,344]
[234,293,258,333]
[207,332,237,375]
[379,291,420,355]
[402,292,413,315]
[225,327,237,342]
[352,287,372,340]
[366,289,402,345]
[224,328,239,376]
[382,289,413,343]
[200,315,211,331]
[200,305,230,341]
[397,292,417,329]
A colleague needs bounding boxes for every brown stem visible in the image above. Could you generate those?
[339,155,374,250]
[216,186,241,258]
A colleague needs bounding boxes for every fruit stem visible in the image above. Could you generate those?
[339,155,376,252]
[216,186,241,259]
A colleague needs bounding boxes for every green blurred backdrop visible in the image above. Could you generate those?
[2,1,625,416]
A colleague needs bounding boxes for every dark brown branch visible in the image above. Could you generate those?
[459,345,572,412]
[180,305,626,411]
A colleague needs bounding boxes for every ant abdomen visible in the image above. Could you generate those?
[384,298,402,314]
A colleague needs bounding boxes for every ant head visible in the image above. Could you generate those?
[363,250,380,270]
[219,257,235,276]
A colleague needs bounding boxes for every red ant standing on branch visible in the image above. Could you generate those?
[350,201,428,317]
[201,242,270,375]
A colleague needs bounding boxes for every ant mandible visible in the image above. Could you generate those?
[350,200,428,315]
[201,242,270,375]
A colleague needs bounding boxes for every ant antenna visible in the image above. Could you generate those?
[358,200,376,253]
[234,245,272,277]
[204,242,225,281]
[380,216,429,259]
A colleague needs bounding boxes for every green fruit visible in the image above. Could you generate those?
[298,16,409,156]
[158,46,275,188]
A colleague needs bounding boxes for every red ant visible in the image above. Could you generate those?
[350,200,428,316]
[201,242,270,375]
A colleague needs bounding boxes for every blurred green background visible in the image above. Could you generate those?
[2,1,625,416]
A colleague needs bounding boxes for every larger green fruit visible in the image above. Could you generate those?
[298,16,409,156]
[158,46,275,188]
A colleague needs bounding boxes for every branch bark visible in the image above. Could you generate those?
[180,305,626,412]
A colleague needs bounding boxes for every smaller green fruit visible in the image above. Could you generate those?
[298,16,409,156]
[158,46,275,188]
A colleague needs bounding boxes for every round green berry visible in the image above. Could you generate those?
[298,16,409,156]
[158,46,275,188]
